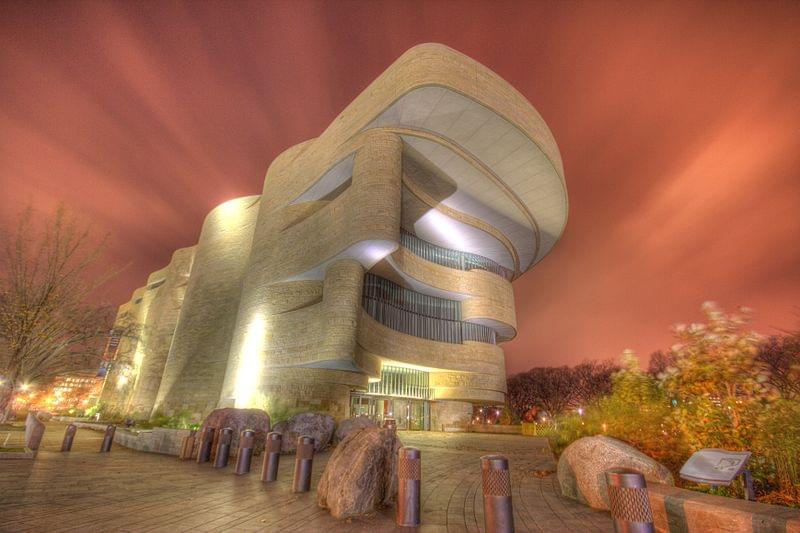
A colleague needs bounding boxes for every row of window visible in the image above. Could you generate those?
[363,272,460,320]
[367,365,431,400]
[362,274,496,345]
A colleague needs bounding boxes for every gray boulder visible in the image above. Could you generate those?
[317,427,401,519]
[24,413,46,452]
[557,435,674,510]
[273,412,335,454]
[334,415,377,443]
[199,408,270,456]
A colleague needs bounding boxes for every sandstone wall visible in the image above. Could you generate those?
[126,247,195,417]
[152,196,260,418]
[217,132,402,418]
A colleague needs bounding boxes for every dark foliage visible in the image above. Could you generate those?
[506,360,619,418]
[756,334,800,399]
[647,349,677,376]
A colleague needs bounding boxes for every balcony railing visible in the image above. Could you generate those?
[362,273,496,345]
[400,229,514,281]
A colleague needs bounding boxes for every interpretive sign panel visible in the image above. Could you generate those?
[679,449,751,485]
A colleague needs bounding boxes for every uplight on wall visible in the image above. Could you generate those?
[233,313,266,408]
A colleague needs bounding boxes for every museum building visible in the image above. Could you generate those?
[99,43,568,430]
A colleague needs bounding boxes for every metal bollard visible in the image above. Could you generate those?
[292,435,315,492]
[61,424,77,452]
[214,427,234,468]
[196,427,216,463]
[235,429,255,475]
[178,430,196,460]
[261,432,282,482]
[396,447,421,527]
[481,455,514,533]
[100,424,116,453]
[605,468,655,533]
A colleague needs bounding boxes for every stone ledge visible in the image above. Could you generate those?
[647,482,800,533]
[72,423,190,456]
[468,423,522,435]
[0,449,36,460]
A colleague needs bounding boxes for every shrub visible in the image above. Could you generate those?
[752,399,800,504]
[543,351,685,471]
[255,394,305,425]
[542,303,800,507]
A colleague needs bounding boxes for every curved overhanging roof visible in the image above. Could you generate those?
[281,43,568,279]
[332,43,568,275]
[365,87,566,272]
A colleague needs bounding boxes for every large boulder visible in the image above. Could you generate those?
[317,427,402,519]
[334,415,378,443]
[199,408,270,455]
[24,413,46,451]
[557,435,674,510]
[273,412,335,454]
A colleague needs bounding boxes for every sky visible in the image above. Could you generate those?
[2,1,799,374]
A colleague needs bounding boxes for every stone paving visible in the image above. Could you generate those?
[0,422,612,532]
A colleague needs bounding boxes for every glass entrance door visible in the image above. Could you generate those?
[349,393,430,431]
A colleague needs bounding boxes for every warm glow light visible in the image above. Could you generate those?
[117,375,129,389]
[132,347,145,369]
[19,383,30,391]
[216,197,255,232]
[233,313,266,408]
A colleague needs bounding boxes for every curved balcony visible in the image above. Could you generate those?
[362,273,496,345]
[400,229,514,281]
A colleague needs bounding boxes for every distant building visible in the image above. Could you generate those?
[100,44,568,430]
[36,371,104,413]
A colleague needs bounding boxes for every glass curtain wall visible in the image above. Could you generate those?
[351,365,433,430]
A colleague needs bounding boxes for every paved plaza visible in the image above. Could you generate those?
[0,423,612,532]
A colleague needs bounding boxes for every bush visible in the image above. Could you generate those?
[753,399,800,504]
[543,351,686,471]
[144,410,196,429]
[542,304,800,507]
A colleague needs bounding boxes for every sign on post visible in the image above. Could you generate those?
[679,449,754,500]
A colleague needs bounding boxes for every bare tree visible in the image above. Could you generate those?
[647,350,677,377]
[573,359,618,403]
[507,366,577,417]
[0,206,117,421]
[756,334,800,399]
[506,360,619,420]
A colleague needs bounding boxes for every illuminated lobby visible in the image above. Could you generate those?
[99,43,568,430]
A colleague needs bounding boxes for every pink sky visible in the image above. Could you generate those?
[2,1,799,373]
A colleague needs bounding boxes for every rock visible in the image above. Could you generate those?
[334,415,378,443]
[557,435,674,510]
[24,413,46,451]
[199,408,270,456]
[34,411,53,421]
[273,412,335,454]
[317,427,402,519]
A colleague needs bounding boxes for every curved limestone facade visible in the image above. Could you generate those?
[99,44,568,429]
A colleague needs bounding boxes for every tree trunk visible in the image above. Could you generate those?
[0,387,14,423]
